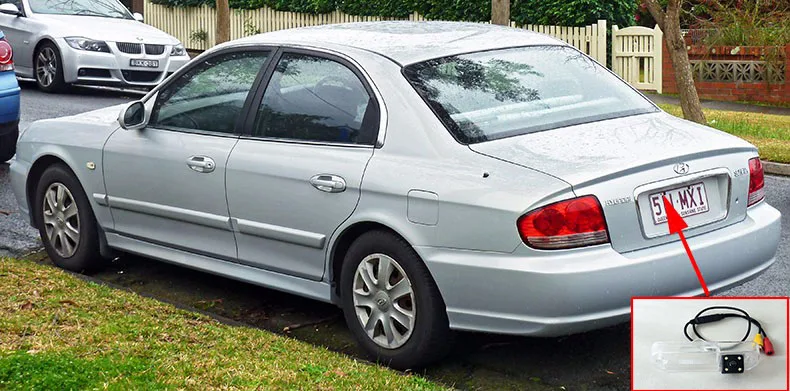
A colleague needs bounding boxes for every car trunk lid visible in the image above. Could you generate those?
[469,112,758,253]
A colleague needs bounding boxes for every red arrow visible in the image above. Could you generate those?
[663,196,710,296]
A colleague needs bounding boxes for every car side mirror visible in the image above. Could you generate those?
[0,3,22,16]
[119,101,147,130]
[133,12,143,22]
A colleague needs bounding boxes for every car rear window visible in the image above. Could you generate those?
[403,45,658,144]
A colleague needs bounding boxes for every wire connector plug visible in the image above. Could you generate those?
[763,337,775,356]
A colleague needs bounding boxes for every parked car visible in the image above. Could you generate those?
[0,29,19,162]
[9,22,781,369]
[0,0,189,92]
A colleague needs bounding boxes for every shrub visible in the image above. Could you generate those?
[339,0,413,18]
[511,0,636,27]
[151,0,636,27]
[700,0,790,47]
[190,29,209,42]
[412,0,490,22]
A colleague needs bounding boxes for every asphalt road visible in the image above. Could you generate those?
[1,83,788,390]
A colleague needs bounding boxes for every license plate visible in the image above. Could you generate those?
[130,59,159,68]
[649,182,709,225]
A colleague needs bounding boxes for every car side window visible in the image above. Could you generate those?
[150,51,269,134]
[253,53,378,145]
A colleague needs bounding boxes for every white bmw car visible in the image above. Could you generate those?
[0,0,189,91]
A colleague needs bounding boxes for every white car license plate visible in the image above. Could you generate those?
[130,59,159,68]
[649,182,709,225]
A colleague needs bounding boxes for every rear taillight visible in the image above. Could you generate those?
[747,157,765,206]
[517,195,610,250]
[0,39,13,71]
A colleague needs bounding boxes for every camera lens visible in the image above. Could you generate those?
[722,355,744,374]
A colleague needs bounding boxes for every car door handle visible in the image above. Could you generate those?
[186,155,216,173]
[309,174,346,193]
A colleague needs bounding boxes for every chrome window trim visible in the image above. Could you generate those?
[237,134,375,149]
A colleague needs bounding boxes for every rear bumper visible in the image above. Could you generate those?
[0,71,20,126]
[419,202,781,337]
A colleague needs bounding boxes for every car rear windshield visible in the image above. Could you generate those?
[29,0,132,18]
[403,45,658,144]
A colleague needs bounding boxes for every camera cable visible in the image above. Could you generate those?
[684,305,774,356]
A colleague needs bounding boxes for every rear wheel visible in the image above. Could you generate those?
[340,230,452,369]
[35,43,66,93]
[34,164,103,272]
[0,124,17,162]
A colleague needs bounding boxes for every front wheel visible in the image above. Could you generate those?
[34,164,103,272]
[340,230,452,370]
[35,43,66,93]
[0,123,17,162]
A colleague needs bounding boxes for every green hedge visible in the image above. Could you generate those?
[511,0,635,27]
[339,0,414,18]
[150,0,634,27]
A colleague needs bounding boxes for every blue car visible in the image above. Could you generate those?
[0,30,20,162]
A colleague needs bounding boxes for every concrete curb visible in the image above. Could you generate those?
[763,161,790,177]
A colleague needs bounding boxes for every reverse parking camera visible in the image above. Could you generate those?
[722,354,744,374]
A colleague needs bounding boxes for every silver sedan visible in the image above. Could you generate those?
[9,22,781,369]
[0,0,189,91]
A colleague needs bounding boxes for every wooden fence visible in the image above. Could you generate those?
[512,20,607,65]
[143,0,608,64]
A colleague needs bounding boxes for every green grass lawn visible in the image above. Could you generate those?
[0,257,447,390]
[659,104,790,164]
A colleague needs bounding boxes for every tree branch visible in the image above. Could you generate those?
[643,0,667,31]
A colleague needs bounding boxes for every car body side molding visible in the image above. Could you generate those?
[105,232,334,303]
[106,195,232,231]
[92,193,109,206]
[233,217,326,249]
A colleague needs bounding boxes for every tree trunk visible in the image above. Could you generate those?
[491,0,510,26]
[644,0,706,124]
[216,0,230,45]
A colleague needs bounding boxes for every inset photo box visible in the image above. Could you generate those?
[632,297,788,390]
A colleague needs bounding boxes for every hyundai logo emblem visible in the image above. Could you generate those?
[136,37,144,42]
[673,162,690,175]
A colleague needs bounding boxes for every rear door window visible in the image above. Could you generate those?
[253,52,379,145]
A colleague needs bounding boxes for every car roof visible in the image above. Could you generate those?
[233,21,567,65]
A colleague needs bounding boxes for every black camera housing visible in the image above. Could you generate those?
[721,354,744,374]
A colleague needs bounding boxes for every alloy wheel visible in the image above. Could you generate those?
[35,47,57,88]
[42,182,80,258]
[352,253,416,349]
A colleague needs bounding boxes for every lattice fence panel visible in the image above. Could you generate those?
[691,60,785,83]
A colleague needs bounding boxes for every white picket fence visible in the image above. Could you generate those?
[143,0,608,64]
[612,25,663,92]
[512,20,607,65]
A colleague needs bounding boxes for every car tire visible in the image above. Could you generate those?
[34,42,66,93]
[340,230,453,370]
[34,163,103,273]
[0,124,17,162]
